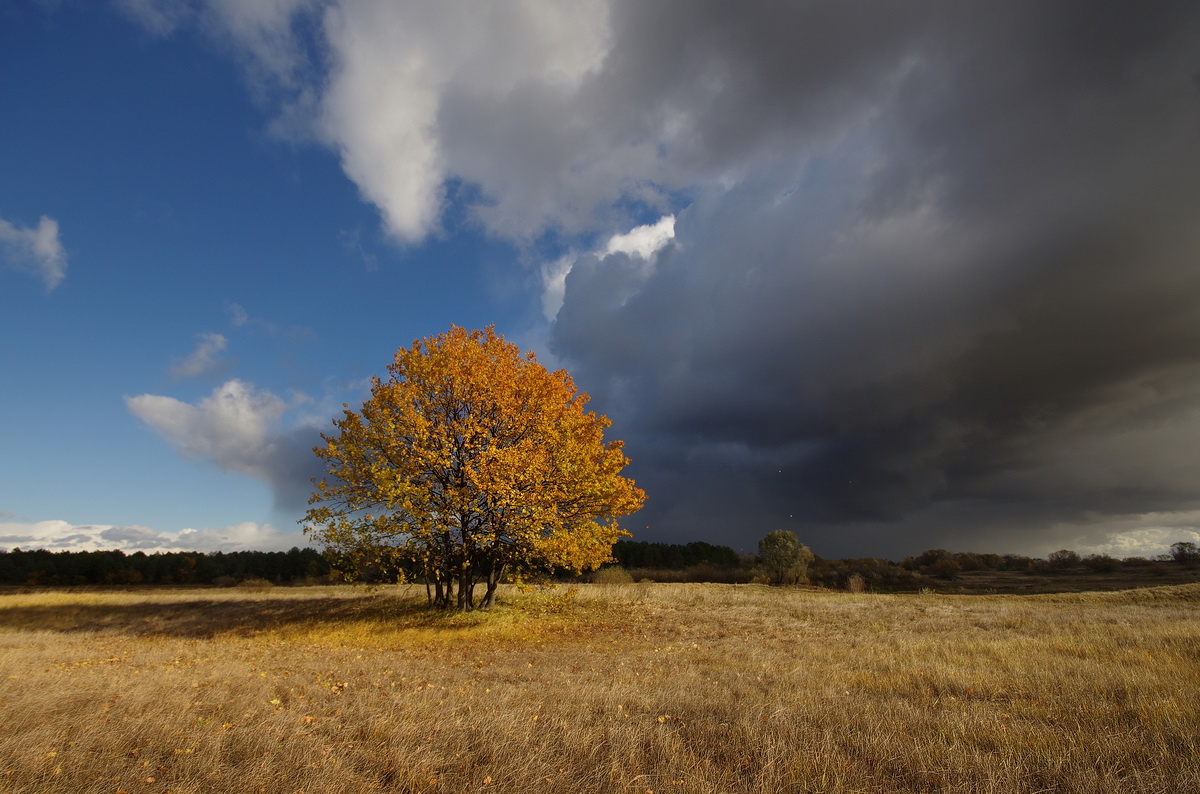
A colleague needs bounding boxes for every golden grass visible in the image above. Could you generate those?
[0,582,1197,793]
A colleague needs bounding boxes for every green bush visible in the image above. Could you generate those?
[757,530,814,585]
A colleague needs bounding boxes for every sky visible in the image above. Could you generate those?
[4,0,1200,560]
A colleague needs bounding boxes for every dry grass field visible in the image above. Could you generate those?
[0,582,1197,793]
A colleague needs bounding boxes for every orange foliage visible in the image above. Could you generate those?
[303,326,644,609]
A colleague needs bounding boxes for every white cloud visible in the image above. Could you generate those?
[540,254,575,321]
[540,214,675,320]
[121,0,616,244]
[223,301,314,340]
[126,379,324,510]
[315,0,611,242]
[0,518,303,552]
[226,301,250,327]
[112,0,194,37]
[1069,521,1200,559]
[0,215,67,290]
[117,0,316,87]
[604,214,676,259]
[126,379,288,479]
[204,0,319,87]
[170,332,229,379]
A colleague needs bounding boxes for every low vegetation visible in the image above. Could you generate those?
[1,582,1197,792]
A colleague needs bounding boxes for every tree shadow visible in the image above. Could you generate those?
[0,592,456,639]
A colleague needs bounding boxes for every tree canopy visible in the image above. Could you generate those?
[758,530,814,585]
[302,326,645,609]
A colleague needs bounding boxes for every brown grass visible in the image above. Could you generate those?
[0,583,1197,793]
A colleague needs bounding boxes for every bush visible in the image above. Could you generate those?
[1082,554,1120,573]
[237,577,274,590]
[924,558,962,579]
[1047,549,1082,569]
[590,566,634,584]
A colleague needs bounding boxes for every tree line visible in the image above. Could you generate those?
[0,547,328,587]
[1,538,1194,589]
[600,535,1200,592]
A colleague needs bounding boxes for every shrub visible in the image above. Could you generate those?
[590,566,634,584]
[1047,549,1082,569]
[925,558,962,580]
[1082,554,1120,573]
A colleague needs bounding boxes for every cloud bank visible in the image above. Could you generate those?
[547,2,1200,555]
[118,1,1200,556]
[0,518,301,553]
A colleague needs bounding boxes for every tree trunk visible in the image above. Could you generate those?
[457,569,474,610]
[482,563,504,609]
[434,574,455,609]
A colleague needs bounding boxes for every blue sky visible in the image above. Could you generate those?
[2,2,536,552]
[4,1,1200,560]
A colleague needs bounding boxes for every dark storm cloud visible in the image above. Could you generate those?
[552,1,1200,556]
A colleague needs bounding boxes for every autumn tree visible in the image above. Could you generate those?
[302,326,645,610]
[757,530,814,585]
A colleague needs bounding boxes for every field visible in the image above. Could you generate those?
[0,583,1197,793]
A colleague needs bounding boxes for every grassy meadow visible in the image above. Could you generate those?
[0,582,1197,793]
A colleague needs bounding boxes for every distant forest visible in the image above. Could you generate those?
[0,547,328,587]
[0,540,1195,589]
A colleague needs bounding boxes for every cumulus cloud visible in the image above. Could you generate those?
[126,379,323,511]
[316,0,613,242]
[121,0,645,243]
[0,215,67,290]
[0,518,303,552]
[118,1,1200,556]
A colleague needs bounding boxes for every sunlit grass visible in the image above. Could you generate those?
[0,582,1197,792]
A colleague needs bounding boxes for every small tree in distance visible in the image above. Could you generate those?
[302,326,645,610]
[758,530,814,585]
[1170,541,1200,564]
[1047,549,1082,569]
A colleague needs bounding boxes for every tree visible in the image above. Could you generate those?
[757,530,814,585]
[1170,541,1200,564]
[1047,549,1081,569]
[302,326,646,610]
